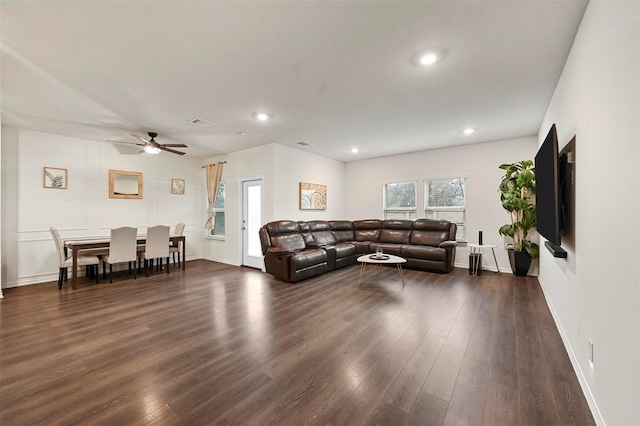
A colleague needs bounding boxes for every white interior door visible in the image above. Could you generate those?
[241,179,263,269]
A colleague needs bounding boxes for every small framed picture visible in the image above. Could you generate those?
[299,182,327,210]
[44,167,67,189]
[171,178,185,195]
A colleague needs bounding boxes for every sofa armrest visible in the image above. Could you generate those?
[264,247,294,282]
[267,247,294,256]
[439,240,458,249]
[306,242,323,249]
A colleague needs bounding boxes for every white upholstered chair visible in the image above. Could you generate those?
[169,222,185,267]
[50,227,100,289]
[102,227,138,283]
[140,225,170,277]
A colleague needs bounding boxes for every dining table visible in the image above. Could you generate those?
[63,234,186,289]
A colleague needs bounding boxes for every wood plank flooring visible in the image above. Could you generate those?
[0,260,595,425]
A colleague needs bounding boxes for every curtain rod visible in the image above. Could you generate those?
[201,161,227,168]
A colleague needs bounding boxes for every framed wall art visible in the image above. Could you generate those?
[109,169,143,199]
[43,167,67,189]
[299,182,327,210]
[172,178,185,195]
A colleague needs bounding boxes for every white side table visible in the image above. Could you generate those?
[467,243,501,276]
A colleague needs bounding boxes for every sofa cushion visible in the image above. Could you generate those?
[334,242,356,258]
[354,229,379,242]
[381,219,413,230]
[265,221,307,252]
[353,219,382,230]
[297,221,316,245]
[369,243,403,256]
[378,229,411,244]
[352,241,372,254]
[329,221,355,242]
[266,220,299,235]
[270,233,306,252]
[410,219,454,246]
[307,221,336,246]
[291,248,327,269]
[401,245,446,261]
[308,220,330,232]
[353,219,382,242]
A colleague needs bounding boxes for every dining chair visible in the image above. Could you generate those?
[102,227,138,283]
[140,225,170,277]
[50,227,100,289]
[169,222,185,268]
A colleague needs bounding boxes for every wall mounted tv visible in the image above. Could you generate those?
[535,124,569,258]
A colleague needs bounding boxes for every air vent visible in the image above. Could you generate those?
[190,118,214,125]
[297,141,313,146]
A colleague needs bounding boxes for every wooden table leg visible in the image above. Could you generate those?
[472,248,480,277]
[491,248,501,275]
[71,249,78,290]
[397,263,405,287]
[182,238,186,271]
[358,263,366,286]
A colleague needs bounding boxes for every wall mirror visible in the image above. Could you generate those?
[109,169,143,199]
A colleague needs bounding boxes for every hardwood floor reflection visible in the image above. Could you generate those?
[0,260,595,425]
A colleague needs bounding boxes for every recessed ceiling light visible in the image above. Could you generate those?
[255,113,270,121]
[297,141,313,146]
[463,128,474,135]
[420,54,438,66]
[351,148,359,154]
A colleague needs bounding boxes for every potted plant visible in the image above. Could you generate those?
[498,160,539,276]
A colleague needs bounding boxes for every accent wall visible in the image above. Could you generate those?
[1,127,204,288]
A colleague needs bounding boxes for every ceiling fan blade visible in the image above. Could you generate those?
[160,144,188,148]
[159,146,186,155]
[107,140,145,147]
[130,134,150,144]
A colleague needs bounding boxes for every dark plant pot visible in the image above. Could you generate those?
[508,248,532,276]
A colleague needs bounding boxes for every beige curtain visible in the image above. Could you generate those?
[204,162,224,229]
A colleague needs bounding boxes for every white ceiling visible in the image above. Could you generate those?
[1,1,587,162]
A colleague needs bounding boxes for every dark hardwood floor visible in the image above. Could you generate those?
[0,260,595,425]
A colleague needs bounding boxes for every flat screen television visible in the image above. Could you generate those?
[535,124,567,257]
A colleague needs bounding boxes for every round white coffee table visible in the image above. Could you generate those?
[357,253,407,287]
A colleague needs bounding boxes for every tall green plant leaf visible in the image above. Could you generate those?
[498,160,539,258]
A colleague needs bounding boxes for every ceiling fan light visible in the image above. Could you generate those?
[144,145,161,154]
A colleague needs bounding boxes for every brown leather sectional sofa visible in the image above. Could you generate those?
[259,219,457,283]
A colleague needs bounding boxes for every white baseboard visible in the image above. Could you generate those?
[2,255,202,289]
[201,255,240,267]
[537,276,604,426]
[453,262,512,274]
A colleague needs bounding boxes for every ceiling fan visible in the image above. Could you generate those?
[108,132,188,155]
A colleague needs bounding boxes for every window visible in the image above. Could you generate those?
[383,181,417,220]
[209,183,225,237]
[425,178,466,241]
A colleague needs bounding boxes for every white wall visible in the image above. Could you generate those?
[272,144,345,221]
[344,136,537,272]
[537,2,640,425]
[1,127,204,288]
[202,143,346,267]
[201,144,275,266]
[0,118,3,297]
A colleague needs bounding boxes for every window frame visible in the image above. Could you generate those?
[207,181,226,239]
[424,177,467,242]
[383,181,417,220]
